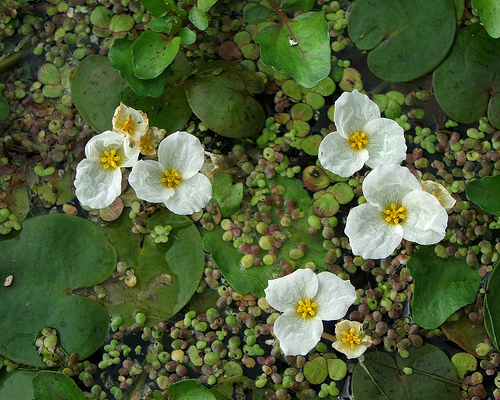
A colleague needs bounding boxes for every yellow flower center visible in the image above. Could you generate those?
[117,114,135,135]
[340,327,362,349]
[101,149,121,169]
[139,136,155,155]
[383,203,406,225]
[296,298,317,319]
[161,169,182,189]
[348,131,368,151]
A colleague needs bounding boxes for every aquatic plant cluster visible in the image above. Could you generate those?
[0,0,499,399]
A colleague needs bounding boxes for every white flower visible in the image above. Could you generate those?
[318,90,407,177]
[112,103,149,146]
[264,268,357,356]
[74,131,140,209]
[128,131,212,215]
[421,180,456,210]
[332,320,372,359]
[345,164,448,259]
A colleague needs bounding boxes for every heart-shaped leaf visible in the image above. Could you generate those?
[466,175,500,216]
[0,214,116,367]
[255,10,330,88]
[33,371,85,400]
[349,0,456,82]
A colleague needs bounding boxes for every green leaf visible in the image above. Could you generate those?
[0,370,36,400]
[282,0,315,12]
[484,261,500,349]
[99,211,204,328]
[178,27,196,45]
[0,214,116,367]
[255,10,330,88]
[33,371,85,400]
[352,344,459,400]
[303,356,328,384]
[169,379,216,400]
[433,24,500,128]
[349,0,456,82]
[407,246,481,330]
[189,6,209,31]
[243,4,272,24]
[211,173,243,217]
[141,0,168,17]
[109,38,167,98]
[0,95,8,119]
[198,0,218,13]
[472,0,500,38]
[132,31,181,79]
[184,60,265,138]
[466,175,500,216]
[441,313,490,356]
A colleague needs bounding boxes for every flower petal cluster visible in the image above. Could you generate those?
[112,102,149,145]
[74,131,139,209]
[421,180,456,210]
[318,90,407,177]
[264,268,357,356]
[345,164,448,259]
[129,131,212,215]
[332,320,372,359]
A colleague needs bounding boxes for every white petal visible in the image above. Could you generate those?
[158,131,204,179]
[128,160,174,204]
[421,180,456,210]
[334,90,380,137]
[315,272,357,320]
[164,173,212,215]
[332,320,372,359]
[265,268,318,313]
[122,137,140,167]
[112,103,149,142]
[402,190,448,245]
[364,118,406,168]
[345,203,403,259]
[273,311,323,356]
[84,131,124,158]
[362,164,421,208]
[74,158,122,209]
[318,131,368,177]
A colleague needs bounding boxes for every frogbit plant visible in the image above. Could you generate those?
[264,268,357,356]
[332,320,373,359]
[344,164,449,259]
[318,90,407,177]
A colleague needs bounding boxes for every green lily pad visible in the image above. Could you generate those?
[169,379,215,400]
[98,211,204,328]
[255,10,330,88]
[407,246,481,330]
[349,0,456,82]
[466,175,500,216]
[0,214,116,367]
[0,370,37,400]
[304,356,328,384]
[189,6,209,31]
[484,260,500,349]
[433,24,500,128]
[184,60,265,138]
[441,313,490,357]
[33,371,85,400]
[352,344,459,400]
[211,173,243,217]
[472,0,500,38]
[71,54,192,133]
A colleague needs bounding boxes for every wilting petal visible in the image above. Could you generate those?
[315,272,356,321]
[318,131,368,177]
[128,160,174,204]
[332,320,372,359]
[265,268,318,313]
[273,311,323,356]
[421,180,456,210]
[345,203,403,259]
[402,190,448,245]
[164,173,212,215]
[112,103,149,143]
[364,118,406,168]
[334,90,380,137]
[158,132,205,179]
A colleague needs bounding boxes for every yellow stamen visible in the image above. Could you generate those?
[383,203,406,225]
[101,149,121,169]
[161,169,182,189]
[117,114,135,135]
[340,327,362,349]
[296,298,317,319]
[348,131,368,151]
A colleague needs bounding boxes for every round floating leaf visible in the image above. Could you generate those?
[0,214,116,367]
[189,6,209,31]
[33,371,85,400]
[132,31,181,80]
[407,246,481,330]
[472,0,500,38]
[441,313,490,357]
[0,370,37,400]
[484,259,500,349]
[98,211,204,328]
[211,173,243,217]
[184,60,265,138]
[434,24,500,128]
[255,10,330,88]
[243,3,272,24]
[466,175,500,216]
[169,379,215,400]
[349,0,456,82]
[304,356,328,384]
[352,344,459,400]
